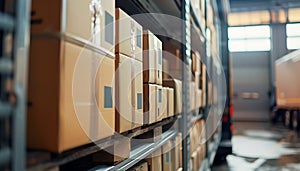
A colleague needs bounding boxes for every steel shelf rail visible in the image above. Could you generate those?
[105,130,178,171]
[27,116,178,171]
[190,3,207,41]
[0,0,31,170]
[208,130,222,166]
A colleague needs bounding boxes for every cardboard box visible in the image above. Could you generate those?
[143,30,157,84]
[27,40,115,153]
[163,79,182,115]
[162,141,172,171]
[196,90,202,108]
[201,64,207,107]
[196,146,203,169]
[161,87,169,120]
[115,8,143,60]
[132,59,144,128]
[191,151,198,171]
[168,88,175,117]
[275,50,300,108]
[157,85,164,122]
[190,82,196,111]
[129,162,148,171]
[156,39,163,85]
[146,149,162,171]
[93,138,130,164]
[115,53,134,133]
[143,84,157,124]
[31,0,115,51]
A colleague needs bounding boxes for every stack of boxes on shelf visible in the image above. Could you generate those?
[191,51,203,113]
[26,0,180,158]
[28,0,116,153]
[191,0,206,30]
[190,119,206,171]
[142,133,183,171]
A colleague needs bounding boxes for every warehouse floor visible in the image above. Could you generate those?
[212,122,300,171]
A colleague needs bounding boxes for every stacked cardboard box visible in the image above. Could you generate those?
[27,0,116,153]
[115,8,143,132]
[190,119,206,170]
[128,162,148,171]
[162,141,172,171]
[143,30,167,124]
[163,79,182,115]
[145,149,163,171]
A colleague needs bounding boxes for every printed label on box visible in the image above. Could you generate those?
[105,11,114,45]
[104,86,113,108]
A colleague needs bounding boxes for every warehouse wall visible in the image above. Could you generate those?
[231,52,270,121]
[231,23,291,121]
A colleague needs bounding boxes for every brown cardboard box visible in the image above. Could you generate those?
[156,39,163,85]
[146,149,162,171]
[163,79,182,115]
[31,0,115,52]
[27,40,115,153]
[161,87,169,120]
[115,53,134,133]
[275,51,300,108]
[93,138,130,164]
[129,162,148,171]
[191,151,198,171]
[196,146,203,169]
[157,85,164,122]
[168,88,175,117]
[196,90,202,108]
[162,141,172,171]
[143,30,157,84]
[143,84,157,124]
[132,59,144,128]
[190,82,196,111]
[115,8,143,60]
[201,64,207,107]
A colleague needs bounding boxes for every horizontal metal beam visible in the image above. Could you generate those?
[0,58,13,74]
[0,13,15,31]
[0,147,11,167]
[0,102,12,118]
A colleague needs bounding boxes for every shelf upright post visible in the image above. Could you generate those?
[180,0,192,170]
[12,0,31,170]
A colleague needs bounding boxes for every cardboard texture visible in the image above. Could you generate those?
[132,59,144,127]
[190,82,196,111]
[115,53,134,133]
[162,141,172,171]
[275,51,300,109]
[196,90,202,108]
[115,8,143,60]
[168,88,175,117]
[31,0,115,52]
[201,64,207,107]
[143,30,157,84]
[27,40,114,153]
[93,138,130,164]
[156,39,163,85]
[161,87,169,120]
[128,162,148,171]
[145,149,162,171]
[143,84,157,124]
[157,85,164,122]
[163,79,182,115]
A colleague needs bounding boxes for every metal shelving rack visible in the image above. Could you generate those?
[0,0,31,170]
[0,0,229,170]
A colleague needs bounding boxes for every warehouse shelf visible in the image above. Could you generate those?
[199,158,208,171]
[208,131,221,166]
[0,147,11,167]
[0,58,13,74]
[27,116,178,171]
[190,4,206,41]
[101,130,178,171]
[0,102,12,118]
[32,31,115,59]
[191,113,205,125]
[0,12,15,31]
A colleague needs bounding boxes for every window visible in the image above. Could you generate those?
[228,25,271,52]
[286,23,300,50]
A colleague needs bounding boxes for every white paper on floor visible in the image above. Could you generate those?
[226,155,266,171]
[232,135,300,159]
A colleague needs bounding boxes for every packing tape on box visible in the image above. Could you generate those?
[90,0,103,45]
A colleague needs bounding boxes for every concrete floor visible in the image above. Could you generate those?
[212,122,300,171]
